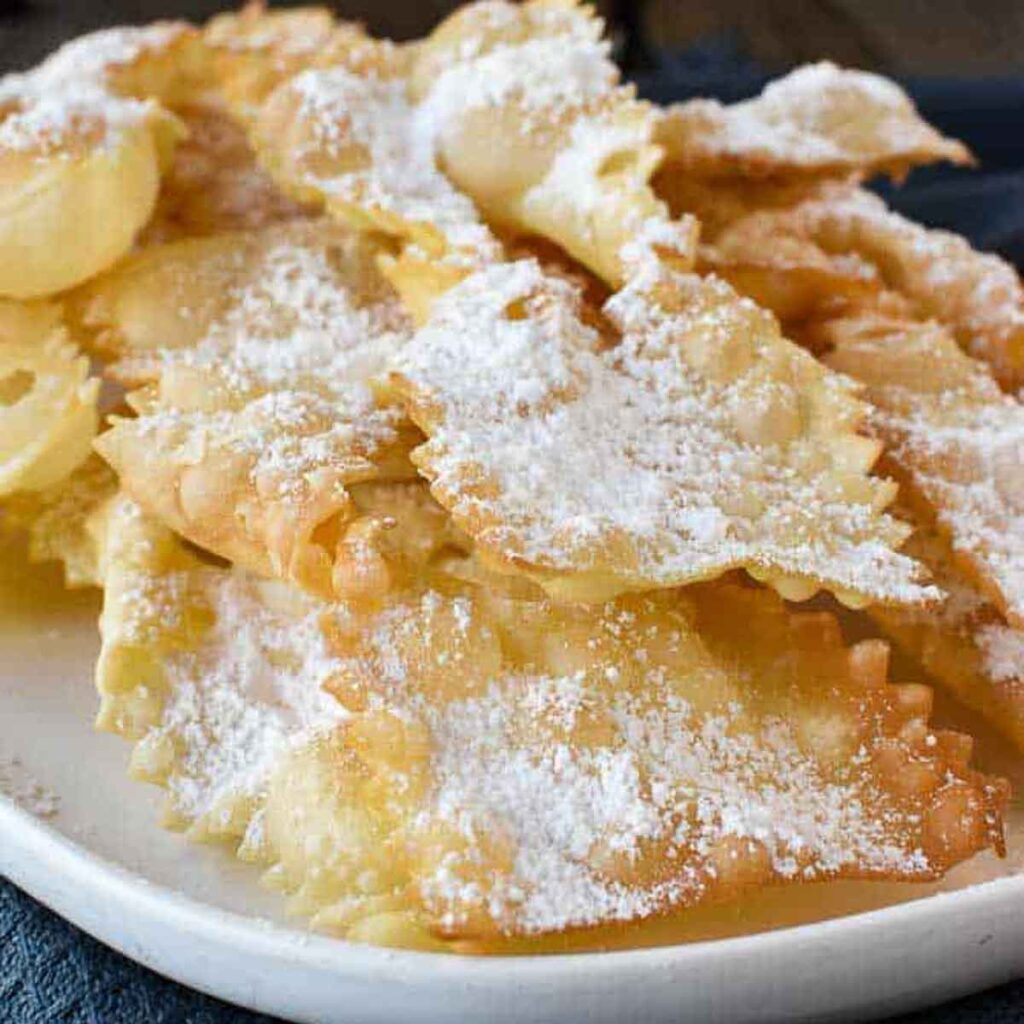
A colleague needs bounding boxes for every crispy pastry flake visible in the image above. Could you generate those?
[84,220,421,599]
[411,0,695,286]
[89,498,1006,947]
[205,5,402,122]
[823,312,1024,627]
[2,454,116,587]
[385,258,932,607]
[658,62,970,182]
[248,48,499,278]
[0,299,98,496]
[92,494,349,840]
[267,580,1005,946]
[0,24,202,297]
[712,188,1024,391]
[140,100,311,244]
[872,515,1024,752]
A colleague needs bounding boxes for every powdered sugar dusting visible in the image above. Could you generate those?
[171,234,409,395]
[148,569,347,822]
[661,61,967,174]
[978,624,1024,683]
[415,674,929,934]
[286,67,499,264]
[829,318,1024,624]
[116,225,414,509]
[0,756,60,818]
[893,401,1024,623]
[105,531,978,935]
[392,259,932,603]
[869,518,1024,745]
[775,189,1024,388]
[0,25,178,156]
[422,33,617,136]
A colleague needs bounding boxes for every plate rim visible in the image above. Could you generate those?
[5,789,1024,974]
[7,792,1024,1024]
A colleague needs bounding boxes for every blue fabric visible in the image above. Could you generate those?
[0,878,281,1023]
[4,41,1024,1024]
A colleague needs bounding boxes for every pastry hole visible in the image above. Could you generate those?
[505,298,529,320]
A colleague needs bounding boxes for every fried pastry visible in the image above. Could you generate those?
[872,515,1024,752]
[822,311,1024,627]
[410,0,695,286]
[89,497,1005,948]
[0,298,98,496]
[0,24,198,297]
[268,581,1004,947]
[385,257,932,607]
[657,62,970,183]
[710,188,1024,391]
[252,64,499,319]
[140,99,311,245]
[83,220,422,599]
[703,223,881,328]
[7,4,1021,960]
[1,454,117,587]
[93,481,463,837]
[205,5,402,123]
[92,493,348,841]
[244,0,694,305]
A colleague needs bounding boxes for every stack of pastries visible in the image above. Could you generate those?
[1,0,1022,953]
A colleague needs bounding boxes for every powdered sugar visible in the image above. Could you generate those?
[0,25,179,156]
[394,592,937,935]
[110,225,415,511]
[105,521,978,935]
[776,189,1024,389]
[829,318,1024,624]
[150,569,347,822]
[422,34,617,136]
[893,401,1024,623]
[660,61,967,174]
[173,235,410,396]
[869,516,1024,746]
[287,67,499,264]
[30,24,183,85]
[392,259,932,604]
[978,624,1024,683]
[0,755,60,818]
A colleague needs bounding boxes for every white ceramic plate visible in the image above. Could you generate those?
[3,543,1024,1024]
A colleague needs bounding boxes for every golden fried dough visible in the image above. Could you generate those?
[712,188,1024,390]
[823,311,1024,627]
[90,497,1005,948]
[658,62,969,182]
[0,24,200,297]
[1,454,116,587]
[93,493,349,839]
[83,220,421,599]
[872,515,1024,752]
[384,258,931,607]
[11,4,1017,960]
[206,5,403,122]
[140,100,311,244]
[267,580,1004,946]
[410,0,694,286]
[0,298,98,495]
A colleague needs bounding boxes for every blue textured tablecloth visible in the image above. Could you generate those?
[5,38,1024,1024]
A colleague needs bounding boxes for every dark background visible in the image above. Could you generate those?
[2,2,1024,1022]
[3,0,1024,74]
